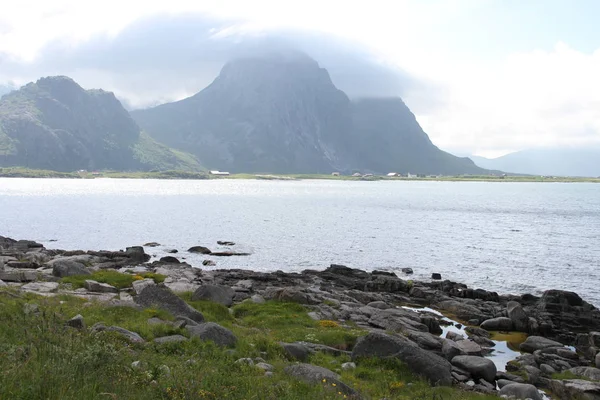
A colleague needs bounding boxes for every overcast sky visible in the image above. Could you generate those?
[1,0,599,157]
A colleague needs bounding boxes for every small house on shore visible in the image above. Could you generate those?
[331,172,340,176]
[209,170,230,176]
[387,172,399,177]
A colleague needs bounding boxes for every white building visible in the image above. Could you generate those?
[209,170,230,176]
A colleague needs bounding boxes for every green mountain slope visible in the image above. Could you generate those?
[0,77,202,172]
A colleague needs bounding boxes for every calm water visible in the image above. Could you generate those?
[1,178,599,306]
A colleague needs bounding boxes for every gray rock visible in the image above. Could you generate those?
[352,332,452,386]
[569,367,600,381]
[159,365,171,376]
[284,364,358,397]
[596,352,600,369]
[191,284,235,307]
[21,281,59,293]
[125,246,150,262]
[51,259,90,278]
[84,280,119,293]
[280,342,310,361]
[498,383,543,400]
[271,287,319,305]
[144,242,161,247]
[507,301,529,332]
[188,246,212,254]
[159,256,180,264]
[455,339,483,356]
[401,267,413,274]
[540,363,557,375]
[202,260,216,266]
[367,301,391,309]
[0,279,6,287]
[95,325,145,343]
[431,273,442,280]
[154,335,188,344]
[165,281,200,293]
[520,336,563,353]
[451,356,497,383]
[480,317,513,331]
[342,362,356,371]
[0,270,37,282]
[187,322,237,347]
[446,331,465,341]
[250,294,266,304]
[442,339,462,360]
[255,362,274,371]
[549,379,600,400]
[134,285,205,323]
[496,379,514,389]
[235,358,254,366]
[66,314,85,330]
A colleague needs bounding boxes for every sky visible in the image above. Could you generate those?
[1,0,600,158]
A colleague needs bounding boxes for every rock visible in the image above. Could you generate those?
[210,251,251,257]
[165,281,200,293]
[0,270,38,282]
[431,273,442,280]
[549,379,600,400]
[271,288,319,305]
[84,280,119,293]
[6,260,39,269]
[132,278,156,294]
[158,365,171,376]
[480,317,513,331]
[144,242,161,247]
[154,335,188,344]
[202,260,216,266]
[367,301,391,310]
[569,367,600,381]
[446,331,465,341]
[51,260,90,278]
[134,285,205,323]
[523,365,542,385]
[235,358,254,366]
[596,352,600,369]
[125,246,150,262]
[191,284,235,307]
[401,267,414,274]
[187,322,237,347]
[455,339,483,356]
[507,301,529,332]
[540,363,557,375]
[284,364,358,397]
[159,256,180,264]
[498,383,543,400]
[520,336,563,353]
[217,241,235,246]
[342,362,356,371]
[93,325,145,343]
[250,294,266,304]
[442,339,462,360]
[451,356,497,383]
[280,342,310,361]
[352,332,452,386]
[255,362,274,371]
[66,314,85,330]
[188,246,212,254]
[21,281,59,293]
[167,249,178,254]
[364,275,408,292]
[0,279,6,287]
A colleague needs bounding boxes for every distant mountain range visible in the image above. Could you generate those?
[0,77,202,172]
[471,149,600,177]
[132,52,485,175]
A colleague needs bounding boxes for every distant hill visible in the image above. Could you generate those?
[0,77,202,172]
[471,149,600,177]
[0,84,16,97]
[132,52,486,175]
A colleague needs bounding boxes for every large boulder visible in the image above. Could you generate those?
[188,246,212,254]
[451,355,497,383]
[284,364,358,397]
[280,342,310,361]
[549,379,600,400]
[498,383,543,400]
[125,246,150,262]
[191,284,235,307]
[270,287,319,305]
[351,332,452,386]
[520,336,563,353]
[134,285,204,323]
[569,367,600,381]
[84,280,118,293]
[507,301,530,332]
[186,322,237,347]
[596,352,600,369]
[480,317,513,331]
[51,259,91,278]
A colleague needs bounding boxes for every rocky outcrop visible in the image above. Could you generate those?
[520,336,564,353]
[498,383,543,400]
[186,322,237,347]
[134,285,204,323]
[191,284,235,307]
[507,301,530,332]
[284,364,359,397]
[451,355,497,383]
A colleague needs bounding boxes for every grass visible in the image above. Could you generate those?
[552,370,595,381]
[61,270,166,290]
[0,290,501,400]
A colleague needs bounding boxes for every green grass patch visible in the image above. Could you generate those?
[61,270,165,290]
[552,370,594,381]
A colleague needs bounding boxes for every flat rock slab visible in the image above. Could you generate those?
[191,284,235,307]
[134,285,205,323]
[0,270,38,282]
[187,322,236,347]
[520,336,563,353]
[498,383,543,400]
[84,280,118,293]
[451,355,497,383]
[21,281,59,293]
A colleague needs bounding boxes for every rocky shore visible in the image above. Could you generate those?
[2,235,600,399]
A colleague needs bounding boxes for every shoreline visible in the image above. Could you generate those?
[2,235,600,398]
[1,167,599,183]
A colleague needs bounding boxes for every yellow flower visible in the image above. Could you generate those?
[332,383,336,387]
[322,379,327,383]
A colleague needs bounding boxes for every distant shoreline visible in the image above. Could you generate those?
[0,167,598,183]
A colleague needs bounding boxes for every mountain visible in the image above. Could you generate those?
[0,77,202,172]
[0,84,15,97]
[471,149,600,177]
[132,52,486,175]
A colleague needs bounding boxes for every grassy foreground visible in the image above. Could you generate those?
[0,289,498,400]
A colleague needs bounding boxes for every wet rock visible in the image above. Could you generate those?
[507,301,529,332]
[217,241,235,246]
[284,364,358,397]
[451,356,497,383]
[51,260,90,278]
[498,383,543,400]
[187,322,237,347]
[280,342,310,361]
[159,256,180,264]
[431,273,442,280]
[66,314,85,330]
[401,267,414,274]
[549,379,600,400]
[134,285,204,323]
[569,367,600,381]
[154,335,188,344]
[84,280,118,293]
[352,332,452,386]
[144,242,160,247]
[132,278,155,294]
[480,317,513,331]
[520,336,563,353]
[342,362,356,371]
[191,284,235,307]
[188,246,212,254]
[446,331,465,341]
[21,281,59,293]
[125,246,150,262]
[202,260,216,266]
